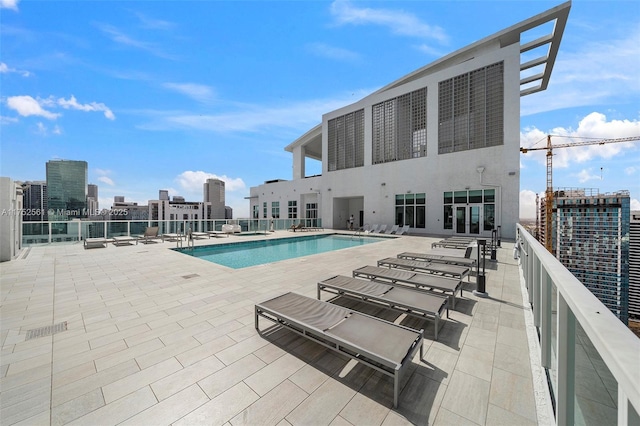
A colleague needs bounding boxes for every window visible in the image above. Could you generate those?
[373,87,427,164]
[306,203,318,227]
[438,62,504,154]
[395,193,426,228]
[442,189,496,232]
[328,109,364,171]
[288,200,297,219]
[263,202,267,219]
[271,201,280,219]
[252,205,259,219]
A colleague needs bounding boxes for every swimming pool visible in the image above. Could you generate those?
[173,234,388,269]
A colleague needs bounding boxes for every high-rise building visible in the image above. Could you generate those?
[46,160,88,220]
[87,184,99,215]
[204,178,226,219]
[159,190,169,201]
[629,211,640,321]
[541,189,630,324]
[21,181,48,221]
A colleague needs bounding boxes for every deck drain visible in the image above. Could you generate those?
[182,273,199,279]
[26,322,68,340]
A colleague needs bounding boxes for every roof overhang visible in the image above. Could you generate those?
[284,123,322,159]
[373,1,571,98]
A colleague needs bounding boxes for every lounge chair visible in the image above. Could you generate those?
[84,237,109,249]
[161,233,183,242]
[318,275,449,340]
[206,230,226,238]
[112,235,138,246]
[352,265,464,309]
[397,251,477,275]
[255,292,424,408]
[136,226,163,244]
[377,257,471,282]
[367,224,380,234]
[388,225,400,234]
[190,231,209,239]
[377,224,388,233]
[396,225,410,235]
[431,239,473,249]
[288,223,304,232]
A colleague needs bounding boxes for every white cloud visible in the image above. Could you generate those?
[162,83,216,104]
[176,171,246,194]
[574,168,601,184]
[6,96,60,119]
[631,199,640,211]
[522,26,640,116]
[96,23,177,60]
[330,0,448,43]
[0,116,19,125]
[0,0,19,11]
[143,90,372,134]
[0,62,31,77]
[519,189,541,220]
[625,166,637,175]
[306,42,360,61]
[520,112,640,168]
[98,176,115,186]
[58,95,115,120]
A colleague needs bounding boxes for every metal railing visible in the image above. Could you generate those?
[21,218,324,245]
[516,224,639,425]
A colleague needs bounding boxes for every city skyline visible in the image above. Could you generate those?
[2,0,639,218]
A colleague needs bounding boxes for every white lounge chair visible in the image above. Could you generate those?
[397,225,410,235]
[367,224,380,233]
[388,225,400,234]
[378,224,388,233]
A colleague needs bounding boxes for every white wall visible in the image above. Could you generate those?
[0,177,23,262]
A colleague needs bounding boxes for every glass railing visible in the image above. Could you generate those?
[21,218,324,245]
[516,224,640,425]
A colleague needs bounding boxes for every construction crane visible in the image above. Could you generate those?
[520,135,640,253]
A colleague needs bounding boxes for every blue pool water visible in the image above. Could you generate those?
[174,234,387,269]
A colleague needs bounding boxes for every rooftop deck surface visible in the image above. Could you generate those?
[1,231,544,425]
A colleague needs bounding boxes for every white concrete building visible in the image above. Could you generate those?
[249,2,570,241]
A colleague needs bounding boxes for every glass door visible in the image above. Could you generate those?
[455,205,482,234]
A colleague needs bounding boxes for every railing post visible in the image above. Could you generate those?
[533,255,541,327]
[557,294,576,426]
[540,269,552,369]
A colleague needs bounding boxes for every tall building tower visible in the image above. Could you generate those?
[543,189,631,324]
[46,160,88,220]
[629,211,640,321]
[22,181,48,221]
[87,183,99,215]
[204,178,226,219]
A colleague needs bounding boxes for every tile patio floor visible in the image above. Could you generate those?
[1,231,545,425]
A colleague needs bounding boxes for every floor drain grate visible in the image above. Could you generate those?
[182,273,199,279]
[26,321,68,340]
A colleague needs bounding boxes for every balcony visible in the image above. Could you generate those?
[0,223,637,425]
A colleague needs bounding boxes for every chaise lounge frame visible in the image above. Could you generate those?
[255,292,423,407]
[317,275,449,340]
[377,257,471,282]
[353,265,464,309]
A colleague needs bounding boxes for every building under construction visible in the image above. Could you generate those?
[539,188,630,324]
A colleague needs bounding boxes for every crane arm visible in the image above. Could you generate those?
[520,135,640,153]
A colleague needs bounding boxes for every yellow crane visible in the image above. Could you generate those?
[520,135,640,253]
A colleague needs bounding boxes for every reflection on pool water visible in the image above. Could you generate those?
[173,233,389,269]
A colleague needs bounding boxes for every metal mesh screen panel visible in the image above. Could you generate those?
[438,61,504,154]
[328,109,364,171]
[372,87,428,164]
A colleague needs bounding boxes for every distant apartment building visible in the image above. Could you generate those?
[87,184,99,215]
[46,160,88,220]
[204,178,226,219]
[225,205,233,219]
[630,211,640,321]
[21,181,48,221]
[149,190,212,224]
[541,189,630,324]
[111,196,149,221]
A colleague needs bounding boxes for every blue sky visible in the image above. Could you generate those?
[1,0,639,219]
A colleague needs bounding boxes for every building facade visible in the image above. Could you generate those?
[204,178,226,220]
[629,211,640,321]
[46,160,88,220]
[546,189,631,324]
[87,184,99,215]
[21,181,48,221]
[248,3,570,240]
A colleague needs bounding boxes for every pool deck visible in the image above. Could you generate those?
[1,231,545,425]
